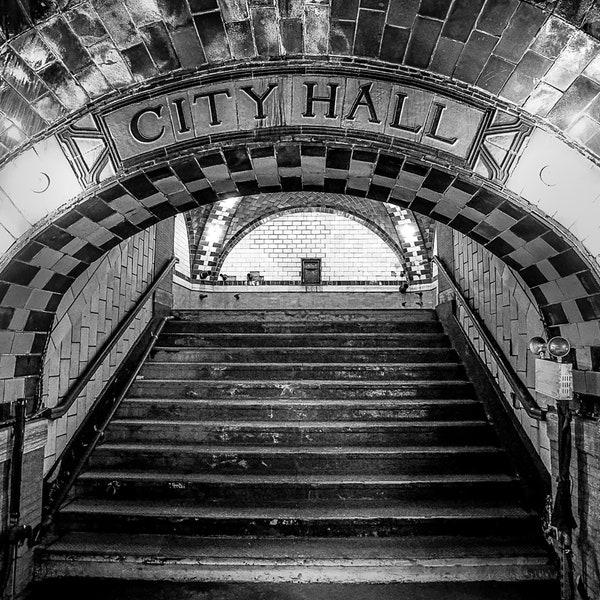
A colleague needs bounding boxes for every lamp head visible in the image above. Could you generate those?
[528,336,547,357]
[547,336,571,361]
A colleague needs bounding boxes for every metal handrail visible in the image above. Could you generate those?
[433,256,546,421]
[36,315,171,539]
[42,257,177,420]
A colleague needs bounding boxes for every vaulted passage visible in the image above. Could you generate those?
[2,1,600,599]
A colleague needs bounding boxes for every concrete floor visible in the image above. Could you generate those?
[29,580,560,600]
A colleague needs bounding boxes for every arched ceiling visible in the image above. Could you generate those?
[213,204,410,282]
[184,192,431,284]
[2,0,600,405]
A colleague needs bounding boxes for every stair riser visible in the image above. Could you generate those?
[164,323,444,334]
[73,480,521,504]
[104,424,495,446]
[34,560,559,586]
[140,364,466,381]
[158,334,451,348]
[128,382,475,400]
[172,310,438,322]
[115,403,485,422]
[151,348,459,363]
[88,451,509,475]
[57,514,538,539]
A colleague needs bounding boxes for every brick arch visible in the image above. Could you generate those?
[1,138,599,407]
[212,205,413,283]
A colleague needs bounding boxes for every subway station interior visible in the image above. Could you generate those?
[0,0,600,598]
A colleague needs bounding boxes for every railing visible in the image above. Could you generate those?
[433,256,546,421]
[37,315,171,539]
[42,257,177,420]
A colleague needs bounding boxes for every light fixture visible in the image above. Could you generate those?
[528,336,571,361]
[548,336,571,361]
[528,336,547,357]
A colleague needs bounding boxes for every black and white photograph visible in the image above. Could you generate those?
[0,1,598,598]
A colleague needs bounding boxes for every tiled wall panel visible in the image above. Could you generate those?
[446,228,551,469]
[174,212,191,278]
[42,226,156,473]
[220,211,404,283]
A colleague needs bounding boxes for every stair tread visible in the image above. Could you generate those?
[144,362,461,367]
[153,346,453,351]
[62,499,532,520]
[78,471,515,483]
[40,532,550,560]
[109,419,487,428]
[132,379,471,385]
[160,332,448,338]
[120,398,480,406]
[95,443,501,455]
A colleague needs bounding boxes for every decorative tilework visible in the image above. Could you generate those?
[0,0,599,170]
[0,139,598,416]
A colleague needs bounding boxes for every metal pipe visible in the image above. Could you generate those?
[0,399,27,597]
[9,400,26,527]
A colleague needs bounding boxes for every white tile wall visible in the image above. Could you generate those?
[42,227,156,474]
[174,213,191,278]
[451,230,551,470]
[220,212,404,282]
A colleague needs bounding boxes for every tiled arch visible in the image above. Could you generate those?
[187,191,431,284]
[1,138,599,408]
[212,205,412,283]
[3,0,600,167]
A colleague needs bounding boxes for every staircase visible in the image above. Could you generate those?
[36,309,557,596]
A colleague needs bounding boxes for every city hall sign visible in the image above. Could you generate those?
[99,75,495,164]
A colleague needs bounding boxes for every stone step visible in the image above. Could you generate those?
[139,362,466,381]
[57,499,539,538]
[73,472,522,504]
[171,309,438,323]
[104,419,494,446]
[163,321,444,334]
[36,533,558,586]
[151,347,459,363]
[158,332,451,348]
[115,398,485,422]
[89,443,508,475]
[128,380,475,400]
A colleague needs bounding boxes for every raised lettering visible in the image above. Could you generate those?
[193,89,232,126]
[130,105,165,143]
[241,84,278,120]
[303,82,339,119]
[172,97,191,134]
[345,83,380,123]
[425,102,457,145]
[389,92,422,133]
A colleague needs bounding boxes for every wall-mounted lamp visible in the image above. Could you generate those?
[528,336,571,362]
